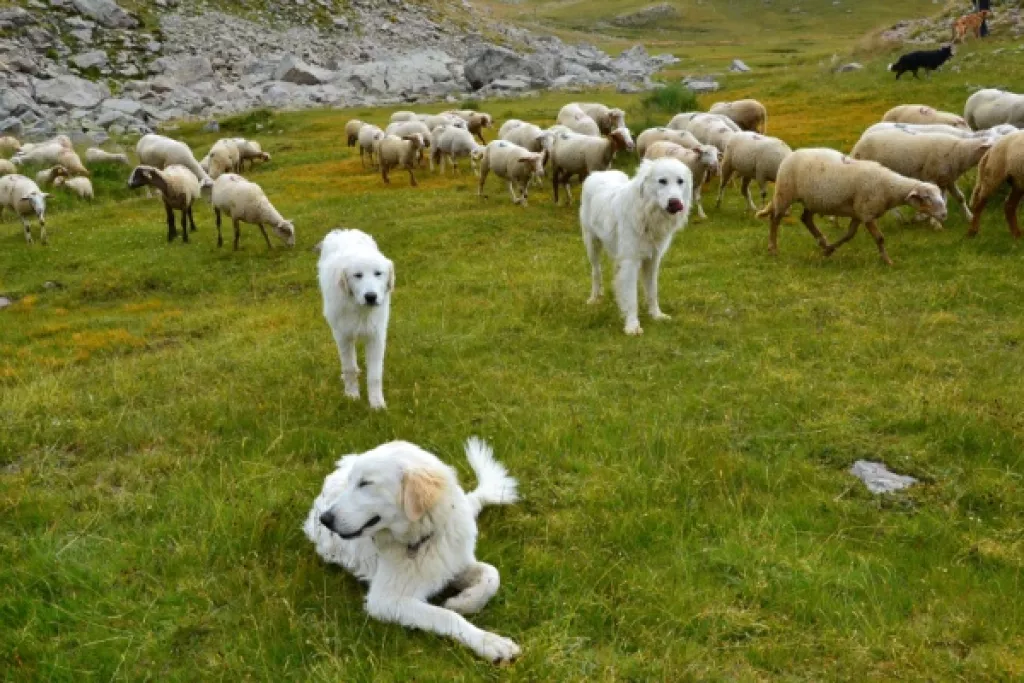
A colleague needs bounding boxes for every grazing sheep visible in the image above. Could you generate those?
[11,135,72,166]
[0,159,15,176]
[499,120,553,157]
[345,119,367,147]
[85,148,130,165]
[389,111,420,123]
[709,99,768,133]
[667,112,741,134]
[127,164,203,243]
[35,165,69,188]
[445,110,493,143]
[556,103,602,137]
[422,113,465,133]
[210,173,296,250]
[577,103,627,135]
[968,131,1024,238]
[476,140,545,207]
[232,138,271,171]
[862,121,1007,139]
[965,89,1024,130]
[882,105,969,130]
[54,175,94,200]
[756,148,947,265]
[686,116,740,156]
[428,123,456,172]
[385,121,432,166]
[136,134,213,187]
[715,133,792,212]
[0,136,20,156]
[357,125,386,169]
[378,134,426,186]
[550,128,635,205]
[437,126,484,175]
[644,141,720,220]
[636,127,703,158]
[206,138,241,179]
[851,130,992,221]
[0,174,49,244]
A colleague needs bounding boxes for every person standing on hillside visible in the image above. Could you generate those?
[975,0,991,37]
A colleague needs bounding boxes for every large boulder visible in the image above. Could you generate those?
[71,0,139,28]
[274,55,335,86]
[33,75,110,109]
[336,50,459,96]
[463,44,547,91]
[149,55,214,86]
[70,50,109,70]
[100,97,143,115]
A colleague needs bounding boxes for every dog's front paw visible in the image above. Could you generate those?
[475,633,521,665]
[624,321,644,336]
[344,386,361,400]
[368,396,387,410]
[650,311,671,322]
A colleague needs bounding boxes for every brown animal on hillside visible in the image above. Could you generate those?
[952,10,990,43]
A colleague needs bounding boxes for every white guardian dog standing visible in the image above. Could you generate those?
[304,438,521,663]
[317,229,395,409]
[580,158,693,335]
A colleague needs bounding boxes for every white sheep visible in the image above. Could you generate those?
[0,174,49,244]
[345,119,367,147]
[636,127,703,158]
[862,122,998,139]
[378,134,426,186]
[0,159,15,176]
[577,103,626,135]
[687,116,739,156]
[550,128,635,205]
[136,134,213,187]
[428,122,458,172]
[851,129,991,221]
[54,175,94,200]
[0,136,20,156]
[205,138,240,179]
[85,148,130,165]
[668,112,741,134]
[709,99,768,133]
[882,104,969,129]
[445,110,493,143]
[715,132,792,212]
[231,138,271,171]
[436,126,483,175]
[210,173,295,250]
[421,113,465,133]
[477,140,546,207]
[965,89,1024,130]
[385,121,432,166]
[127,164,204,243]
[644,141,720,219]
[556,103,602,137]
[968,130,1024,238]
[389,111,419,123]
[499,120,555,186]
[357,125,386,169]
[11,135,72,166]
[756,148,947,265]
[35,165,69,188]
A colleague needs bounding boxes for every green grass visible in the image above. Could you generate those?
[3,15,1024,683]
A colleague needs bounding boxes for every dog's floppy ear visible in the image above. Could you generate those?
[402,467,446,522]
[387,259,395,292]
[338,267,351,296]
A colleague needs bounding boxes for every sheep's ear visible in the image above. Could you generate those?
[401,467,446,522]
[42,193,52,199]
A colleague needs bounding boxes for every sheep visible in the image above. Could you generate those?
[0,136,20,156]
[882,104,969,130]
[500,120,553,156]
[556,103,602,137]
[231,138,271,171]
[385,121,432,166]
[85,148,130,165]
[136,134,213,187]
[436,126,484,175]
[965,89,1024,130]
[11,135,72,166]
[709,99,768,133]
[667,112,741,134]
[54,175,94,200]
[644,141,720,219]
[550,128,635,205]
[476,140,546,207]
[576,103,626,135]
[0,159,18,176]
[636,127,703,158]
[686,116,740,156]
[127,164,204,243]
[205,138,241,179]
[715,133,792,212]
[357,125,386,169]
[35,165,69,188]
[851,129,992,222]
[755,148,947,265]
[210,174,296,250]
[346,119,367,147]
[968,130,1024,238]
[421,113,465,133]
[389,111,419,123]
[428,123,457,171]
[378,134,426,186]
[445,110,493,143]
[0,174,49,244]
[862,122,1002,139]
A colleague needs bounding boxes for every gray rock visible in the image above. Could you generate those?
[682,77,720,93]
[202,120,220,132]
[0,8,35,29]
[33,75,110,109]
[0,297,11,310]
[71,0,138,28]
[274,54,335,85]
[488,77,528,91]
[70,50,109,70]
[837,62,863,73]
[849,460,918,494]
[616,81,642,93]
[612,3,677,28]
[463,44,546,90]
[0,118,24,137]
[69,28,94,43]
[551,74,579,88]
[729,59,751,73]
[149,55,213,85]
[100,97,143,115]
[333,15,349,29]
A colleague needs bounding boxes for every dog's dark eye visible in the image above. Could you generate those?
[358,479,371,488]
[658,178,667,185]
[677,178,684,185]
[354,272,363,279]
[374,270,381,277]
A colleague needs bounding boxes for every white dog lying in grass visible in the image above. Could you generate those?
[317,229,394,409]
[580,158,693,335]
[304,437,521,664]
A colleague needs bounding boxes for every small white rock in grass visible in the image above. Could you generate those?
[849,460,918,494]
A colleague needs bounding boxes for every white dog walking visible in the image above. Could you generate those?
[317,229,395,409]
[580,158,693,335]
[304,437,521,663]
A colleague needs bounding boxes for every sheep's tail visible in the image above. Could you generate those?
[464,437,518,518]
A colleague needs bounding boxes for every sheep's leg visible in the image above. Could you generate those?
[583,230,603,304]
[767,213,782,255]
[258,223,272,250]
[693,183,707,220]
[365,333,387,410]
[215,209,224,248]
[38,216,47,245]
[508,181,521,205]
[381,163,390,185]
[233,219,242,251]
[180,210,189,243]
[825,218,860,256]
[20,216,33,244]
[948,183,973,222]
[563,178,574,207]
[615,259,643,335]
[1004,185,1023,239]
[165,204,177,242]
[758,179,769,212]
[407,165,417,187]
[335,333,360,400]
[968,182,993,237]
[715,168,733,208]
[641,256,669,321]
[741,178,757,212]
[187,206,197,232]
[477,165,489,199]
[551,168,561,204]
[799,209,831,252]
[864,220,893,265]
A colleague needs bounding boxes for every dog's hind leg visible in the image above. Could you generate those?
[641,256,670,321]
[583,230,603,304]
[365,334,387,410]
[615,259,643,335]
[443,562,501,615]
[334,333,360,400]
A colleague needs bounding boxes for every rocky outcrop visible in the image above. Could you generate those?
[70,0,139,28]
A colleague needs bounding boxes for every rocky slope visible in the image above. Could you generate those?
[0,0,678,142]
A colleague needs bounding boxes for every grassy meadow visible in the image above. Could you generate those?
[3,8,1024,681]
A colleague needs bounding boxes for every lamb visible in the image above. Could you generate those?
[709,99,768,133]
[345,119,367,147]
[85,148,130,165]
[0,159,15,176]
[54,175,94,200]
[34,165,69,188]
[232,138,271,171]
[882,105,969,130]
[357,125,386,169]
[127,164,204,243]
[0,174,49,244]
[206,138,241,179]
[576,103,627,135]
[851,129,991,221]
[550,128,635,205]
[644,141,720,220]
[476,140,545,207]
[965,89,1024,130]
[210,174,296,250]
[436,126,484,175]
[715,133,792,212]
[445,110,493,143]
[136,134,213,187]
[0,136,20,156]
[968,130,1024,238]
[378,134,426,186]
[635,127,703,158]
[755,148,947,265]
[556,103,602,137]
[11,135,73,166]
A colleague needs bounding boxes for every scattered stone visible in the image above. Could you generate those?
[837,62,864,73]
[0,297,11,310]
[612,3,677,27]
[71,0,139,28]
[33,75,110,109]
[274,55,336,86]
[849,460,918,494]
[43,281,63,289]
[617,81,643,93]
[729,59,751,73]
[683,76,720,93]
[202,120,220,133]
[71,50,109,70]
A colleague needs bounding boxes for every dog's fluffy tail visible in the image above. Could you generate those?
[464,437,519,517]
[887,62,895,72]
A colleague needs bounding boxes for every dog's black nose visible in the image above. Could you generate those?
[364,292,378,305]
[319,511,335,529]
